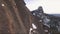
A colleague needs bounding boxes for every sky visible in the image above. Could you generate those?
[24,0,60,14]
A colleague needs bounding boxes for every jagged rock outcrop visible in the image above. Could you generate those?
[31,6,60,34]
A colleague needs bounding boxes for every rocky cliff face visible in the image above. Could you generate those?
[0,0,32,34]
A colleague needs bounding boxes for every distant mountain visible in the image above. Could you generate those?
[48,14,60,17]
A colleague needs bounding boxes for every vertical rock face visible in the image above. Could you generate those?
[0,0,32,34]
